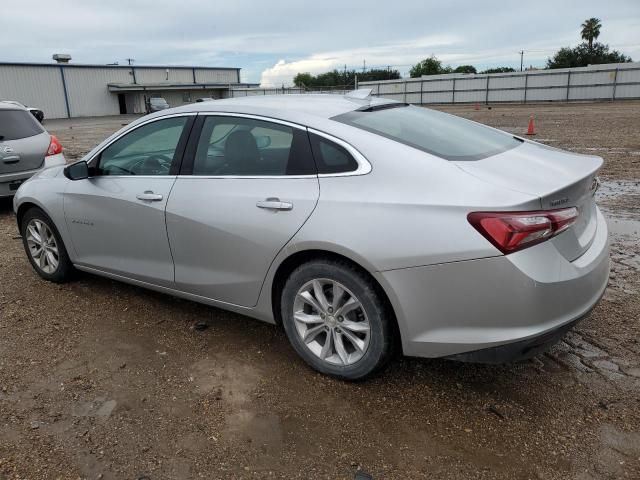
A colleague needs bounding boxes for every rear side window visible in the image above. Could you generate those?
[192,116,316,176]
[333,104,521,161]
[0,109,44,141]
[309,133,359,174]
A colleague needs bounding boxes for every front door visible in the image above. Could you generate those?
[166,114,320,307]
[64,115,193,286]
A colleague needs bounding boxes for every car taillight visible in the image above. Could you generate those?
[467,207,579,254]
[47,135,63,156]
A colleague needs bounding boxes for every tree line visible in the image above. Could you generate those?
[294,18,631,87]
[294,68,400,89]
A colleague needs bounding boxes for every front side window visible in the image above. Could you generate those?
[333,104,521,161]
[97,117,187,176]
[192,116,315,176]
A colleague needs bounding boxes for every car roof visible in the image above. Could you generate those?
[0,101,27,110]
[164,93,400,125]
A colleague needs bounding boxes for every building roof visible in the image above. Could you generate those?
[107,82,259,92]
[0,61,240,71]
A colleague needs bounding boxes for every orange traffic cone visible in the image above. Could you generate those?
[526,115,536,135]
[474,103,480,111]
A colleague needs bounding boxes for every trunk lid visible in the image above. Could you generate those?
[456,140,602,261]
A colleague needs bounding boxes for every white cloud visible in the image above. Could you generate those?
[260,35,459,87]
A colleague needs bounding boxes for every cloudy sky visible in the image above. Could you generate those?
[3,1,639,86]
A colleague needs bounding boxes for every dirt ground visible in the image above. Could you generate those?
[1,101,639,480]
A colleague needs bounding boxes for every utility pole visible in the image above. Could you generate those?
[363,59,366,73]
[126,58,135,66]
[519,51,524,71]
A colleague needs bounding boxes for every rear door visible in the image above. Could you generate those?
[0,108,48,175]
[166,114,320,307]
[64,114,194,285]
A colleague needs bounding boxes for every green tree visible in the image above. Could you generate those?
[453,65,477,74]
[293,68,400,88]
[293,72,314,88]
[480,67,516,74]
[359,68,401,82]
[581,17,602,50]
[409,56,452,77]
[547,42,631,69]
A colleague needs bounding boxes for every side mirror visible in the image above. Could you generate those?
[64,161,89,181]
[255,135,271,149]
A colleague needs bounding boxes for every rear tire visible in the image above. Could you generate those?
[281,259,394,380]
[21,208,74,283]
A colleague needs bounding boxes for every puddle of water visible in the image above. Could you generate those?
[605,216,640,237]
[596,180,640,242]
[596,179,640,202]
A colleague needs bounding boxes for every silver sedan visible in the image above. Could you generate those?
[13,92,609,380]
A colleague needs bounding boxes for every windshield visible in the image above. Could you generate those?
[333,104,521,161]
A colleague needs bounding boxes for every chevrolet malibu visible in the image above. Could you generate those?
[13,92,609,380]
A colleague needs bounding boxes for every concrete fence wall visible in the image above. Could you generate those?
[359,62,640,104]
[230,62,640,104]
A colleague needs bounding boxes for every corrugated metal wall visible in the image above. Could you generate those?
[63,67,132,117]
[195,69,238,83]
[359,62,640,104]
[0,64,241,118]
[134,68,193,84]
[0,65,68,118]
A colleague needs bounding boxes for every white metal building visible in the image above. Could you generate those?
[0,62,257,119]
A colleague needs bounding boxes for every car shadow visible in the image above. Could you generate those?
[0,197,14,215]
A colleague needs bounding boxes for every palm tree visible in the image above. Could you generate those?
[581,18,602,50]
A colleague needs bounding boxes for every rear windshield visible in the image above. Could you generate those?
[0,109,44,141]
[333,105,521,161]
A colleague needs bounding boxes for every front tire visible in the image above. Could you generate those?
[21,208,74,283]
[281,259,394,380]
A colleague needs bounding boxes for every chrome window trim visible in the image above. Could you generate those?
[175,175,317,180]
[307,128,372,177]
[197,111,306,131]
[86,112,196,171]
[85,111,372,179]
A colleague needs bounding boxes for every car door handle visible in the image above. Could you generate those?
[256,198,293,211]
[136,191,163,201]
[2,155,20,164]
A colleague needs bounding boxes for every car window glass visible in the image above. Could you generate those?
[309,134,359,174]
[0,109,44,141]
[98,117,187,176]
[192,116,315,176]
[333,105,521,161]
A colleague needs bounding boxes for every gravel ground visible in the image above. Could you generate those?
[1,101,639,479]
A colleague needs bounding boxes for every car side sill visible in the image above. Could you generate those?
[73,264,275,324]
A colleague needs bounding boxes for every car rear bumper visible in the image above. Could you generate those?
[378,207,610,360]
[443,310,592,363]
[0,154,65,197]
[0,170,38,197]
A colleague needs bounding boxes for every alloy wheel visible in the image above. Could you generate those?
[25,219,59,274]
[293,278,371,366]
